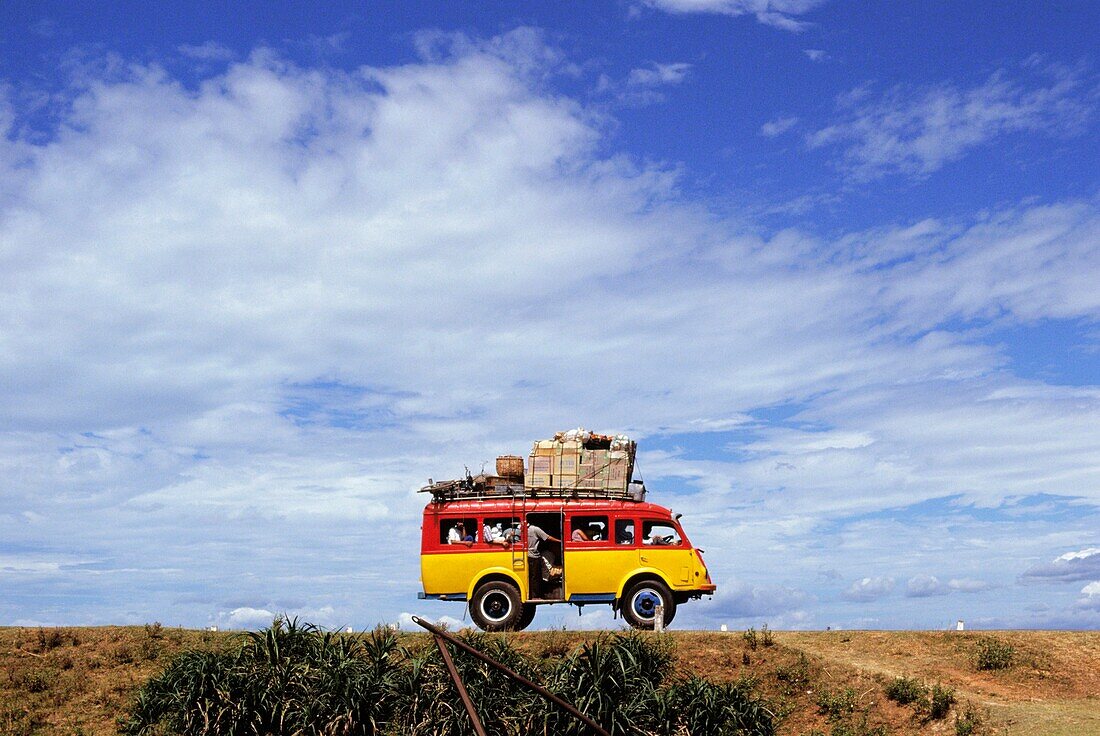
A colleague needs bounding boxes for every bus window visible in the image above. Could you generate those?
[440,518,478,545]
[483,517,520,547]
[641,521,682,546]
[615,519,635,545]
[569,515,608,542]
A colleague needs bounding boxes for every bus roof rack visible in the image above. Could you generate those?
[419,477,647,504]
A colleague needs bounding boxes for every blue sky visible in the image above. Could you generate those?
[1,1,1098,631]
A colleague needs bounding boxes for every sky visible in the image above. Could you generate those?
[1,1,1098,632]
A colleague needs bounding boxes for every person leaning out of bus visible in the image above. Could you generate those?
[527,523,561,579]
[447,522,474,547]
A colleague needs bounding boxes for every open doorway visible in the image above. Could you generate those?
[526,512,564,601]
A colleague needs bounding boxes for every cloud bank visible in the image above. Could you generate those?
[1,31,1099,629]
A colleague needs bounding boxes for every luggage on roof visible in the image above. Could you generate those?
[419,427,644,503]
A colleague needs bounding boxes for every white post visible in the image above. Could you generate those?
[956,620,965,631]
[654,604,664,633]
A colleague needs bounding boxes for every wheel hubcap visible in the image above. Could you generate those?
[632,589,661,620]
[482,591,511,622]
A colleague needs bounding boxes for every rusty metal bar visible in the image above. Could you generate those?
[412,615,611,736]
[433,634,488,736]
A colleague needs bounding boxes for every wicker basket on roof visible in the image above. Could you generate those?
[496,455,524,480]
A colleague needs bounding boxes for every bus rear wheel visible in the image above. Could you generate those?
[620,580,676,630]
[516,603,537,631]
[470,581,523,632]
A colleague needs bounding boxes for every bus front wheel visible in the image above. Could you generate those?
[470,581,523,631]
[620,580,676,630]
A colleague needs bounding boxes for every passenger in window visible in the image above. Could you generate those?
[484,522,513,547]
[615,521,635,545]
[447,522,474,547]
[571,523,591,542]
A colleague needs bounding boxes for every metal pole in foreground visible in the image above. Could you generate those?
[433,634,488,736]
[411,615,612,736]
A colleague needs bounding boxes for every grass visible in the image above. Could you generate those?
[2,627,1099,735]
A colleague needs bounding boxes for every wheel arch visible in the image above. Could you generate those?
[467,568,526,602]
[616,569,673,601]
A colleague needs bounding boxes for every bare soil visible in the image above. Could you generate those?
[2,626,1097,735]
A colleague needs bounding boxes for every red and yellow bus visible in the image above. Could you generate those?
[418,497,715,631]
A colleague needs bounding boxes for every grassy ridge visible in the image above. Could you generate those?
[2,625,1099,735]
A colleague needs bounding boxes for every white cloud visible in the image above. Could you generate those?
[808,64,1095,180]
[948,578,995,593]
[711,580,811,618]
[842,576,895,602]
[643,0,828,31]
[905,574,948,597]
[1023,548,1100,582]
[760,115,799,137]
[397,612,467,631]
[627,62,692,88]
[219,607,278,629]
[1076,582,1100,611]
[216,605,340,630]
[803,49,827,62]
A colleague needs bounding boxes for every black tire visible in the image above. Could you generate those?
[515,603,537,631]
[620,579,676,630]
[469,581,523,632]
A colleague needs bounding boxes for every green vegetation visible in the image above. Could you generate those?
[928,682,956,720]
[974,636,1015,671]
[884,676,925,706]
[883,676,955,720]
[120,618,775,736]
[816,687,858,721]
[953,701,985,736]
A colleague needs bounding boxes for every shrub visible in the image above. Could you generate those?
[954,700,984,735]
[35,628,68,651]
[774,653,811,696]
[975,637,1015,670]
[884,676,925,705]
[744,627,758,650]
[653,676,775,736]
[817,687,858,721]
[21,669,56,694]
[928,683,956,720]
[760,623,775,647]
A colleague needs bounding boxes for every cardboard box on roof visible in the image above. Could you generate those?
[526,473,552,488]
[555,473,579,490]
[529,455,551,475]
[555,454,579,476]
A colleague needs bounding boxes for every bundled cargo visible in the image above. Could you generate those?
[419,428,642,502]
[525,427,636,495]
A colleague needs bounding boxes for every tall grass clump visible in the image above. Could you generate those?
[120,618,403,736]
